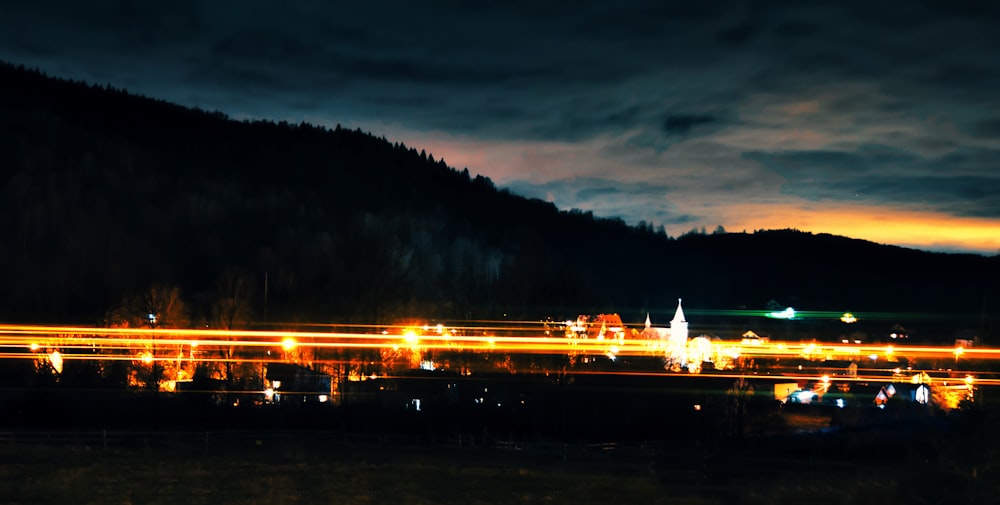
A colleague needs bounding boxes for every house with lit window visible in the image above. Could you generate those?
[265,363,332,404]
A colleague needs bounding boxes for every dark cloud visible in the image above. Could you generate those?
[2,0,1000,251]
[503,176,689,227]
[210,30,309,62]
[772,19,823,39]
[717,23,756,45]
[931,147,1000,174]
[744,150,883,181]
[663,214,700,225]
[663,114,717,136]
[971,118,1000,138]
[840,175,1000,218]
[576,187,623,201]
[746,146,1000,217]
[5,0,998,145]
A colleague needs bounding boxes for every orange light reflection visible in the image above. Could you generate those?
[4,324,1000,383]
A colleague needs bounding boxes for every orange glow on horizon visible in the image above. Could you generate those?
[721,203,1000,254]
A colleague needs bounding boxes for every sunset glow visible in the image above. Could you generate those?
[721,203,1000,253]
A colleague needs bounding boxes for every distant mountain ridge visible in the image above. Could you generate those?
[1,61,997,341]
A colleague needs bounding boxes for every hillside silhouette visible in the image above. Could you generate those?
[1,62,997,341]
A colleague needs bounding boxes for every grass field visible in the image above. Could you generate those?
[2,404,998,504]
[0,436,711,505]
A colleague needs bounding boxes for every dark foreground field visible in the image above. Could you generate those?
[0,434,680,505]
[2,376,999,505]
[1,409,998,505]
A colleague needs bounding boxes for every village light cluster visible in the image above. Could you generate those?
[1,298,990,412]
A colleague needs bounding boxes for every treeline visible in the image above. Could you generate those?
[1,61,997,340]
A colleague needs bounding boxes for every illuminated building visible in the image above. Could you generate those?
[639,299,691,370]
[566,314,625,340]
[640,299,688,342]
[670,299,689,347]
[740,330,767,346]
[265,363,332,405]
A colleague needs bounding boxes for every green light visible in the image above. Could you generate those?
[684,308,968,321]
[766,307,796,320]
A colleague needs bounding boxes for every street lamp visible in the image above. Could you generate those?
[146,312,160,391]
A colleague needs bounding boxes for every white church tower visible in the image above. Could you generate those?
[642,300,693,371]
[663,298,690,371]
[670,298,688,344]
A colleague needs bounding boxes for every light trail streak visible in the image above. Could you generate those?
[684,309,962,321]
[0,324,988,356]
[551,369,1000,385]
[3,324,1000,385]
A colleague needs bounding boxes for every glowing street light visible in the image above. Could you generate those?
[840,312,857,324]
[403,330,418,346]
[282,337,297,351]
[49,350,63,374]
[767,307,796,320]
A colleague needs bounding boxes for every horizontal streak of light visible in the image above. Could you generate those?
[0,325,990,355]
[9,350,996,386]
[3,325,998,383]
[687,309,963,320]
[553,369,993,383]
[255,321,572,333]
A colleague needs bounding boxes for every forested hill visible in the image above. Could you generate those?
[1,62,997,339]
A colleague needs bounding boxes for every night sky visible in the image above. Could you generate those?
[3,1,999,254]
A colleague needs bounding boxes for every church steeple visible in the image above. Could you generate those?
[644,313,651,329]
[669,298,688,344]
[671,298,686,325]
